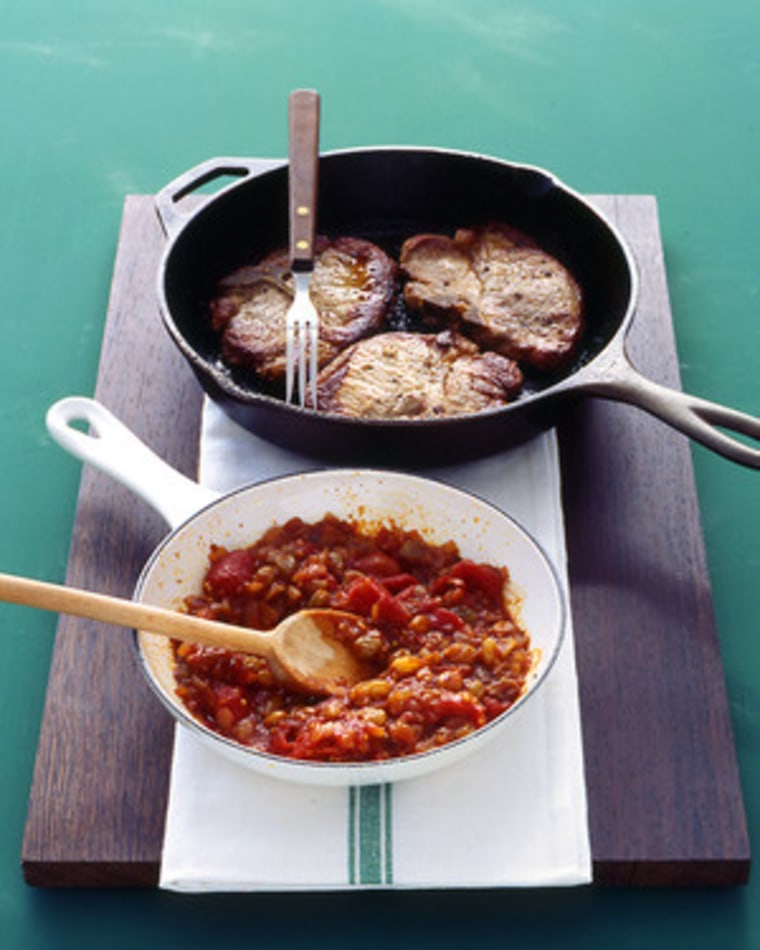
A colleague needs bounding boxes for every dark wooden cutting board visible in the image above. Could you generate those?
[21,190,750,887]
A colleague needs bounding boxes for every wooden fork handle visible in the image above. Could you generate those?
[288,88,320,271]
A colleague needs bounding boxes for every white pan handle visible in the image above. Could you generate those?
[46,397,220,529]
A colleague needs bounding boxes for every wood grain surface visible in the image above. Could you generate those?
[20,191,750,887]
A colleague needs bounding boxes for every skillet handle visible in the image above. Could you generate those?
[580,351,760,469]
[46,397,221,529]
[154,156,284,238]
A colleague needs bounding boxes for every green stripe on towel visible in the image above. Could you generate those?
[348,785,393,885]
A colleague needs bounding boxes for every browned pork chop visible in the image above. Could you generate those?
[400,223,583,372]
[210,236,397,382]
[315,330,523,419]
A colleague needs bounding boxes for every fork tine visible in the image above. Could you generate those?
[306,314,318,408]
[285,314,296,404]
[297,318,308,408]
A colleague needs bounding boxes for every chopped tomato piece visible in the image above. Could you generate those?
[371,590,411,626]
[352,551,401,577]
[447,559,505,601]
[380,573,418,594]
[337,575,386,616]
[205,549,256,597]
[333,576,410,626]
[426,606,466,632]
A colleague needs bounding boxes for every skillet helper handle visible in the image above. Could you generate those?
[45,397,220,528]
[585,353,760,469]
[288,89,320,271]
[154,156,282,238]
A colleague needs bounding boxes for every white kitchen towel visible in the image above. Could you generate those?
[159,400,591,891]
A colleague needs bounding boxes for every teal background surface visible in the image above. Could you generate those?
[1,1,759,947]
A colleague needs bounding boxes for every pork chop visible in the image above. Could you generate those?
[400,223,583,372]
[315,330,524,419]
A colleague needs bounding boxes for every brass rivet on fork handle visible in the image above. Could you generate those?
[286,89,321,406]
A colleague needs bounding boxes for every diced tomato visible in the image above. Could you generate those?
[426,606,465,632]
[447,559,505,601]
[205,549,256,597]
[334,575,411,626]
[380,573,418,594]
[337,576,386,616]
[371,590,411,626]
[352,551,401,577]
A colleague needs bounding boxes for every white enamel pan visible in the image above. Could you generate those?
[45,396,567,786]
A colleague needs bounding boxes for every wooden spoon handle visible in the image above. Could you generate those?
[0,572,273,657]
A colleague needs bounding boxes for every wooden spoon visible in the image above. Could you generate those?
[0,572,373,695]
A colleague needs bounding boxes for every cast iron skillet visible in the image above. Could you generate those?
[154,148,760,468]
